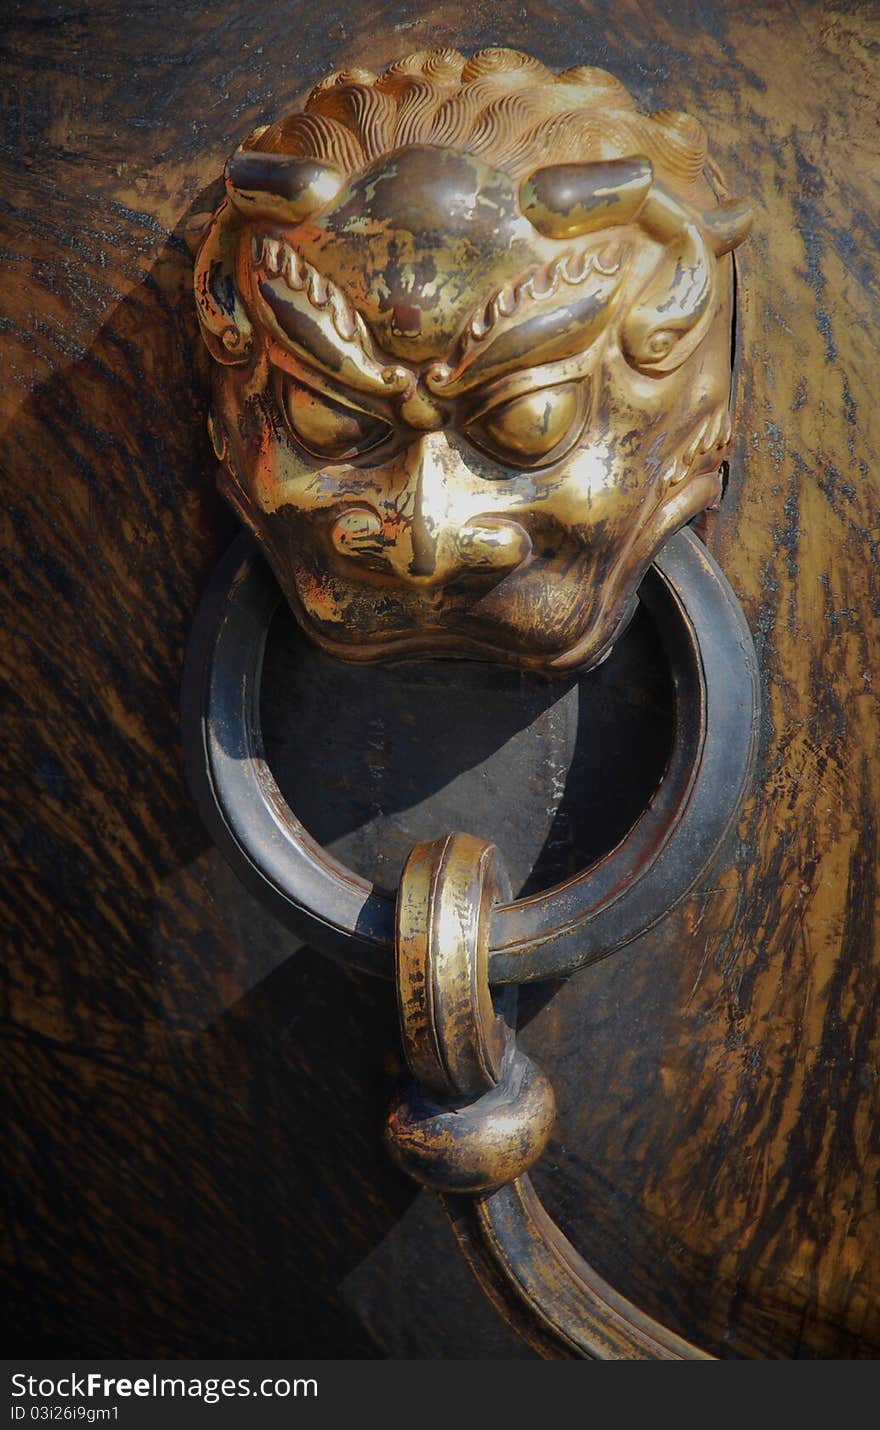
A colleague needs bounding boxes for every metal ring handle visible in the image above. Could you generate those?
[181,526,759,983]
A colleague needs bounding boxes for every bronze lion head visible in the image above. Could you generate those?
[192,47,750,672]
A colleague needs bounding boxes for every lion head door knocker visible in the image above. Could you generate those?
[183,49,758,1359]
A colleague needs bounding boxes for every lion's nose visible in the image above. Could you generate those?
[329,434,531,585]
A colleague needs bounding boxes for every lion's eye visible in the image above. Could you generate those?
[466,382,587,468]
[282,378,391,460]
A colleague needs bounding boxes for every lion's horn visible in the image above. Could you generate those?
[519,158,653,239]
[224,151,344,222]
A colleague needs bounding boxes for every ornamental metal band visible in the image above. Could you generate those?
[191,47,751,674]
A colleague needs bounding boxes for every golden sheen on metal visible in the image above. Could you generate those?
[192,47,752,673]
[387,832,557,1196]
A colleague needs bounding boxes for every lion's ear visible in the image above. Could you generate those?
[519,158,653,239]
[621,190,753,375]
[224,151,344,223]
[702,197,753,256]
[192,203,253,365]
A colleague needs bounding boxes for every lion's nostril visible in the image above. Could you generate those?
[331,506,383,557]
[457,518,532,573]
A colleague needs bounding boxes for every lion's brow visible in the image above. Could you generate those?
[254,235,624,411]
[424,243,627,398]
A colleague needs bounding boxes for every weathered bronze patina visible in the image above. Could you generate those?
[192,47,751,673]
